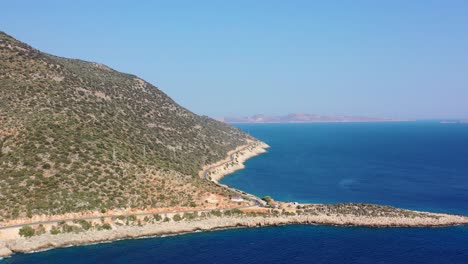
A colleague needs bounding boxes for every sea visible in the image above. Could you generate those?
[3,122,468,263]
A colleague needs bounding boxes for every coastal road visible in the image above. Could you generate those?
[0,143,266,230]
[0,205,260,230]
[201,143,266,206]
[201,144,252,180]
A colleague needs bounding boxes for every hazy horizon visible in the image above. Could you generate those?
[3,1,468,120]
[219,113,464,121]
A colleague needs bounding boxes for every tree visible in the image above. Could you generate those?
[50,226,61,235]
[173,214,182,221]
[78,220,92,230]
[19,226,35,237]
[153,214,163,221]
[262,196,273,203]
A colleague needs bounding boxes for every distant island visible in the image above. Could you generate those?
[440,120,468,124]
[219,113,401,124]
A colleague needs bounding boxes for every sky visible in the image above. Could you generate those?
[2,0,468,119]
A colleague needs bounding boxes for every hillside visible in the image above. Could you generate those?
[0,32,255,220]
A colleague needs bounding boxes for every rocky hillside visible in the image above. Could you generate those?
[0,32,254,220]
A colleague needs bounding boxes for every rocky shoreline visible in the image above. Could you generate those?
[0,141,271,258]
[1,210,468,258]
[204,141,270,182]
[2,142,468,258]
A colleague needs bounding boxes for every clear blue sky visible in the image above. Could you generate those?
[2,1,468,119]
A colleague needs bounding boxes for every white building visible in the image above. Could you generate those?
[231,196,244,202]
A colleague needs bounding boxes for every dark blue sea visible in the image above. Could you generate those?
[4,122,468,263]
[225,122,468,215]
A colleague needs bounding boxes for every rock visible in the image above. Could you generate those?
[0,241,12,257]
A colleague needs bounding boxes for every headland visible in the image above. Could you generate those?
[1,141,468,258]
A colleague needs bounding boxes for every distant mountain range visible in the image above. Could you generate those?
[440,120,468,124]
[220,113,399,123]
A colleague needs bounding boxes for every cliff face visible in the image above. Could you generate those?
[0,32,254,219]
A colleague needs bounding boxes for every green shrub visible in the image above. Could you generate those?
[50,226,61,235]
[19,226,35,237]
[184,212,198,220]
[173,214,182,221]
[78,220,92,230]
[261,196,273,203]
[153,214,162,221]
[211,210,222,217]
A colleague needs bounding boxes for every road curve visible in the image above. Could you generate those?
[201,143,266,206]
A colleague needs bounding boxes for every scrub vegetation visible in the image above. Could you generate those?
[0,32,252,220]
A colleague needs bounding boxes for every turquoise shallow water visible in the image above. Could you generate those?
[4,122,468,263]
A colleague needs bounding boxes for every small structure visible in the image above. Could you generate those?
[231,196,244,202]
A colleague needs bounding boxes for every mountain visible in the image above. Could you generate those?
[0,32,254,220]
[440,120,468,124]
[221,113,397,123]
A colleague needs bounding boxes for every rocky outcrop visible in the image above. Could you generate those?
[0,241,12,258]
